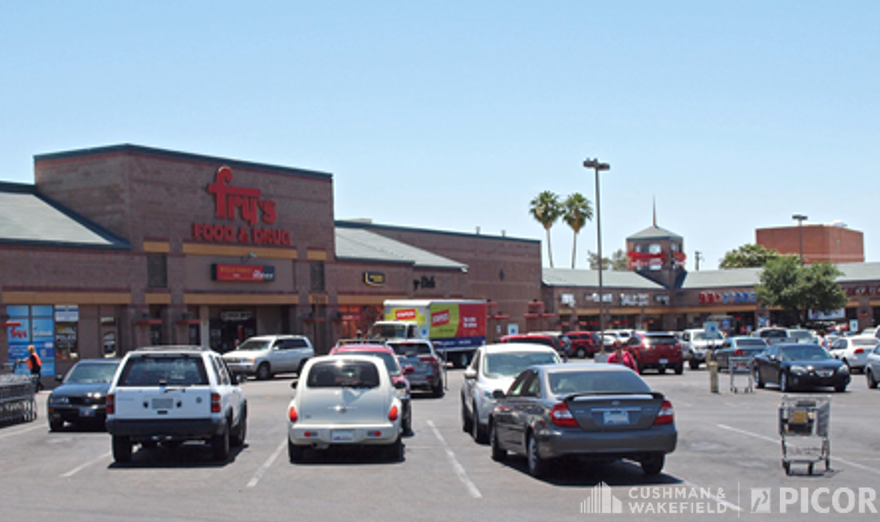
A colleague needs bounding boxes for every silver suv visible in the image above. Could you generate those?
[222,335,314,380]
[106,346,247,463]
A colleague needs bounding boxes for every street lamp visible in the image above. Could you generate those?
[792,214,807,263]
[583,158,610,347]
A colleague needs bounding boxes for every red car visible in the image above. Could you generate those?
[624,332,684,375]
[328,344,414,434]
[565,331,602,358]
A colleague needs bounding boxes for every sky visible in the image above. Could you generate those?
[1,1,877,270]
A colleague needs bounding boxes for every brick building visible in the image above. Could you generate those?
[757,222,864,264]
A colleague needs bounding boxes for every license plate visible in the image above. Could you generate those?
[79,407,96,417]
[603,410,629,425]
[331,429,354,442]
[659,359,668,365]
[152,398,174,409]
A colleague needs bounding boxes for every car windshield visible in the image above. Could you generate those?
[483,352,560,378]
[65,362,119,384]
[645,334,677,345]
[760,330,788,338]
[307,360,380,388]
[388,342,431,357]
[371,324,408,339]
[117,356,208,387]
[734,339,768,347]
[694,331,724,341]
[334,351,401,376]
[548,370,651,396]
[236,339,271,351]
[780,346,832,361]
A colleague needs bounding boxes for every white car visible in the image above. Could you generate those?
[866,345,880,389]
[287,355,405,462]
[829,335,879,372]
[681,329,725,369]
[106,346,247,463]
[222,335,313,380]
[460,343,562,443]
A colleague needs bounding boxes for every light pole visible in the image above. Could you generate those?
[792,214,807,263]
[583,158,610,348]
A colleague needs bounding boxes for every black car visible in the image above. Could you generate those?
[752,343,849,393]
[47,358,120,431]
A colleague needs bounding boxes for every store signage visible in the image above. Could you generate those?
[220,311,252,322]
[699,291,756,305]
[413,275,436,291]
[193,166,291,246]
[619,294,650,307]
[654,294,670,305]
[212,264,276,282]
[55,305,79,323]
[363,271,386,287]
[394,309,417,321]
[588,293,614,303]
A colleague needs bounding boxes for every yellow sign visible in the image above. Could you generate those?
[364,271,386,287]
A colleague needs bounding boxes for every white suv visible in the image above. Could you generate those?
[223,335,314,380]
[106,346,247,463]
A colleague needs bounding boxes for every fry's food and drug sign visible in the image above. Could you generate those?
[193,166,292,246]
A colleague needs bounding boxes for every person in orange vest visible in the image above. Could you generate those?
[21,345,43,392]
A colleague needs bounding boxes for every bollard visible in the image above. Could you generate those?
[706,349,719,393]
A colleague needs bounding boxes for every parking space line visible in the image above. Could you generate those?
[427,420,482,499]
[682,480,742,512]
[0,424,43,440]
[247,438,287,488]
[61,452,111,478]
[717,423,880,476]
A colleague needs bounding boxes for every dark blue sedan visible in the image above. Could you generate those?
[47,358,120,431]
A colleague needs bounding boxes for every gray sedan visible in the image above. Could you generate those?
[488,363,677,478]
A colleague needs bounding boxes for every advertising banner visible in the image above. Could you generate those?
[6,306,55,376]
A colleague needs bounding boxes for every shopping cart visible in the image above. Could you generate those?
[0,362,38,424]
[779,395,831,475]
[728,356,753,393]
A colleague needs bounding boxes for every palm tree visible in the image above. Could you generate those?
[529,191,562,268]
[562,192,593,269]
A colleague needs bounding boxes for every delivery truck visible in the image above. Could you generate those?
[370,299,487,368]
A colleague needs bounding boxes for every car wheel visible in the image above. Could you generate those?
[490,420,507,462]
[754,366,765,388]
[641,453,665,476]
[256,363,271,381]
[527,433,548,478]
[674,364,683,375]
[689,360,700,370]
[779,372,789,393]
[461,400,473,433]
[472,402,488,444]
[386,437,404,462]
[576,347,587,359]
[867,369,878,389]
[288,440,305,463]
[231,404,247,447]
[431,378,444,398]
[402,403,412,436]
[834,383,847,393]
[658,367,667,375]
[112,435,132,463]
[49,418,63,432]
[211,421,231,462]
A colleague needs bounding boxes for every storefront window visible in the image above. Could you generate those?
[310,261,325,291]
[147,253,167,288]
[103,332,117,358]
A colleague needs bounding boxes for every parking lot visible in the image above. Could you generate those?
[1,365,878,521]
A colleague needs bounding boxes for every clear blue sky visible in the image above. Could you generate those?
[2,1,877,269]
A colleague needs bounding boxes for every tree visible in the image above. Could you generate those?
[562,192,593,269]
[755,257,847,326]
[529,191,563,268]
[720,244,781,269]
[587,249,628,271]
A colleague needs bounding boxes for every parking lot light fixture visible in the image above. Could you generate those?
[583,158,610,345]
[792,214,808,263]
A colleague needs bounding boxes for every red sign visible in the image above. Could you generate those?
[432,310,450,327]
[395,309,417,321]
[193,166,291,246]
[212,264,276,282]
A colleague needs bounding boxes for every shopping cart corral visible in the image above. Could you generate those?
[0,363,38,424]
[779,395,831,475]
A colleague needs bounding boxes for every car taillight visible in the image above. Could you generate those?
[734,349,745,356]
[288,405,298,423]
[653,400,674,425]
[106,394,115,415]
[549,403,579,428]
[211,393,221,413]
[389,404,399,422]
[854,348,864,354]
[420,356,437,364]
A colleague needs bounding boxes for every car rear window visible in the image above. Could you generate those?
[388,342,432,356]
[333,350,401,376]
[307,360,380,388]
[483,351,560,378]
[548,370,651,395]
[117,356,208,387]
[644,334,677,345]
[65,362,119,384]
[736,339,768,347]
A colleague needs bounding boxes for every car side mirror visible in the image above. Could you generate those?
[236,374,247,384]
[290,379,298,389]
[769,355,777,361]
[492,389,506,400]
[55,374,63,383]
[394,380,407,390]
[403,365,415,375]
[463,368,477,380]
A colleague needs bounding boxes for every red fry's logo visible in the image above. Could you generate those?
[432,310,450,327]
[9,325,27,339]
[207,166,277,225]
[395,309,417,321]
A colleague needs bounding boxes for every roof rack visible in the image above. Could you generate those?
[133,345,215,352]
[334,338,387,347]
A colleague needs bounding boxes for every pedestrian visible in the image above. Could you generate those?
[606,344,638,372]
[21,345,43,392]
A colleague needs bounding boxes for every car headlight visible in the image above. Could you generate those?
[837,365,850,375]
[51,395,70,405]
[789,366,807,375]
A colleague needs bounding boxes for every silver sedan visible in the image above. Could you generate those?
[488,363,676,478]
